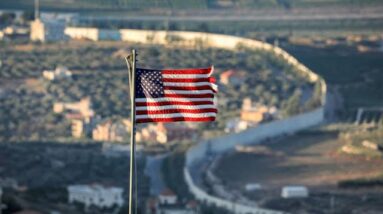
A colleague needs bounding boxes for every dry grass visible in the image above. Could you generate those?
[215,130,383,190]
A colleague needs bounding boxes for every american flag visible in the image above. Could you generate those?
[135,66,218,123]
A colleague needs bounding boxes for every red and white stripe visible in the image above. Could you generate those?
[135,66,217,123]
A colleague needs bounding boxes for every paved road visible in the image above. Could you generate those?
[144,154,168,196]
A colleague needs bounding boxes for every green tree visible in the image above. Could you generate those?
[283,89,302,116]
[303,81,322,111]
[0,12,16,25]
[22,10,34,22]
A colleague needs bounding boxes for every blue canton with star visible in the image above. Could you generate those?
[136,69,165,98]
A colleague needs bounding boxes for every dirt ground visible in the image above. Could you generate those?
[214,130,383,190]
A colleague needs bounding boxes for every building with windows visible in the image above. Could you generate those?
[30,18,66,42]
[158,189,177,205]
[67,184,124,208]
[1,25,29,40]
[240,98,277,123]
[219,70,245,86]
[146,189,199,214]
[92,119,130,142]
[225,98,279,133]
[53,97,96,138]
[137,122,197,144]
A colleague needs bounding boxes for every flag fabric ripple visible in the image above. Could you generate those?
[135,66,218,123]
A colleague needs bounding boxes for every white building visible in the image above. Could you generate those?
[281,186,309,198]
[30,18,66,42]
[3,25,29,36]
[149,190,199,214]
[92,119,130,142]
[42,66,72,81]
[0,177,18,189]
[64,27,99,41]
[137,122,197,144]
[158,189,177,205]
[67,185,124,208]
[225,118,251,133]
[245,183,262,192]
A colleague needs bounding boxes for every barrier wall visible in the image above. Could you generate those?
[65,27,99,41]
[64,28,326,214]
[184,168,284,214]
[185,108,324,166]
[64,28,326,105]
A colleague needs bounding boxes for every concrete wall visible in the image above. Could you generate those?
[99,29,121,41]
[63,27,326,104]
[65,27,99,41]
[65,28,325,101]
[184,168,284,214]
[63,28,326,214]
[186,108,324,165]
[183,110,323,214]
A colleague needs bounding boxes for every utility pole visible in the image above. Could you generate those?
[35,0,40,20]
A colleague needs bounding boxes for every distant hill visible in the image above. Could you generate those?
[1,0,383,12]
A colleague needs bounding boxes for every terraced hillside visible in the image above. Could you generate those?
[0,143,148,213]
[283,42,383,120]
[0,41,316,142]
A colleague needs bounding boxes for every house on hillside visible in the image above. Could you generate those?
[225,98,278,133]
[225,118,250,133]
[67,184,124,209]
[53,97,96,138]
[240,98,278,123]
[219,70,245,86]
[71,119,85,139]
[54,97,94,120]
[158,189,177,205]
[146,189,199,214]
[137,122,198,144]
[0,177,19,189]
[1,25,29,40]
[30,17,66,42]
[92,119,130,142]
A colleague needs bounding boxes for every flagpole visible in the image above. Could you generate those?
[125,49,137,214]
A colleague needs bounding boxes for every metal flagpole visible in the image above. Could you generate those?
[125,49,137,214]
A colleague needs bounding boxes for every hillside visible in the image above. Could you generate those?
[0,41,316,142]
[1,0,383,11]
[0,142,148,213]
[283,41,383,119]
[214,128,383,213]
